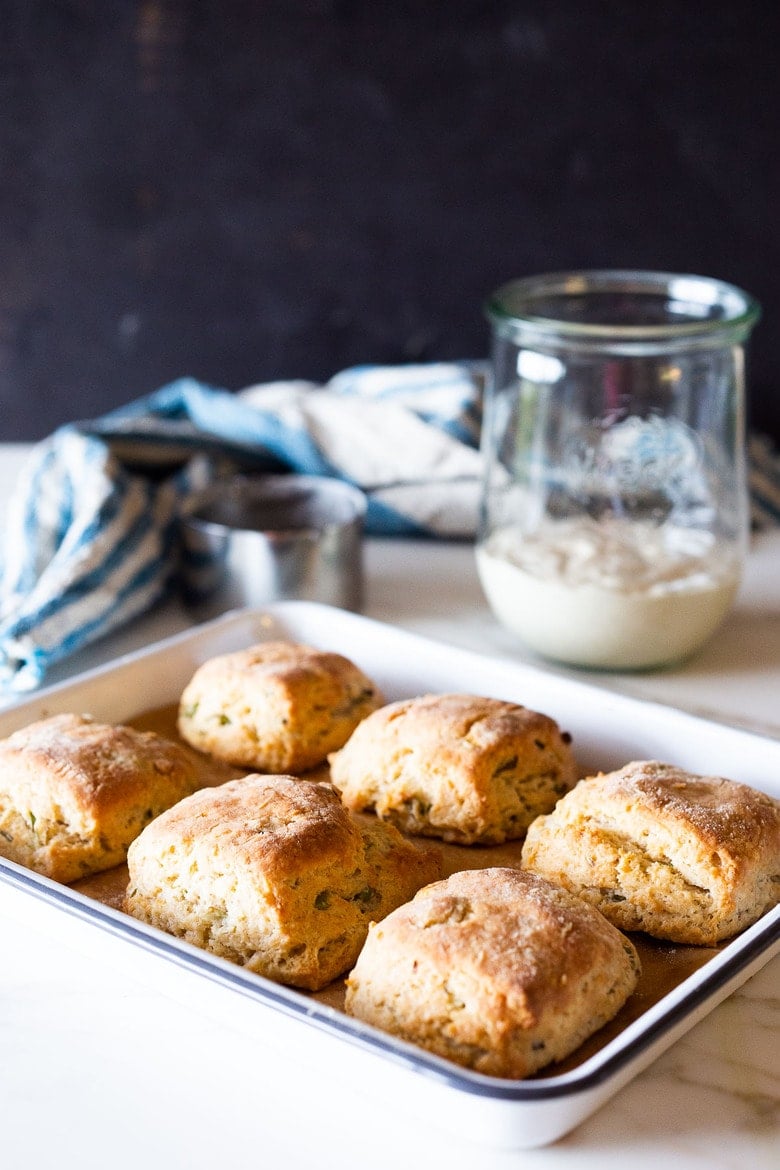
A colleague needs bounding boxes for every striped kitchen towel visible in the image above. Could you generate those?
[0,364,485,691]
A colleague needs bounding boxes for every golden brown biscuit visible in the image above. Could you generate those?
[328,693,577,844]
[521,760,780,944]
[0,713,213,883]
[124,773,441,991]
[345,866,640,1078]
[177,640,382,773]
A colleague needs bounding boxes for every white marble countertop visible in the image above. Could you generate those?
[1,444,778,1169]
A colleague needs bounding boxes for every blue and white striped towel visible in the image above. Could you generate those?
[2,362,779,694]
[0,364,485,691]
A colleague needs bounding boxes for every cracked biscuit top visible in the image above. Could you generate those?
[329,692,578,845]
[345,866,640,1078]
[124,772,441,991]
[521,760,780,944]
[177,640,383,773]
[0,712,213,883]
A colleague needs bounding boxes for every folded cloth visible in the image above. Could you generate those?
[1,362,779,694]
[0,364,485,691]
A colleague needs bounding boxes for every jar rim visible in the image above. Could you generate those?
[485,270,761,346]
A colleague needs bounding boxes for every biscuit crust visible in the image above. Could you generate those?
[177,641,382,773]
[329,693,577,844]
[125,774,441,991]
[521,760,780,944]
[345,866,640,1078]
[0,713,212,883]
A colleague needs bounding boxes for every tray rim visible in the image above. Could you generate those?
[1,849,778,1106]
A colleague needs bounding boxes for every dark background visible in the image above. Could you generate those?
[2,0,779,442]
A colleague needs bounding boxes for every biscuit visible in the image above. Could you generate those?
[0,713,213,883]
[344,866,640,1078]
[328,693,577,844]
[177,640,382,773]
[124,773,441,991]
[521,760,780,944]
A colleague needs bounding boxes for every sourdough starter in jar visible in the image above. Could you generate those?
[477,271,760,670]
[476,517,740,670]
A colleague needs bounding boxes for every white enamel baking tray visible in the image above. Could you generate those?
[0,602,778,1150]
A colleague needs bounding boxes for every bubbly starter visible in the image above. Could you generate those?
[476,516,740,670]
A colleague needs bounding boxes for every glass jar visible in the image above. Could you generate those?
[476,270,761,670]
